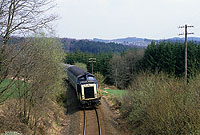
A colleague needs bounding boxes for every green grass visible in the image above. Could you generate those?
[101,88,127,97]
[0,79,25,101]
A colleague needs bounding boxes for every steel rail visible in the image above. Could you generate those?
[83,109,86,135]
[95,108,101,135]
[83,108,101,135]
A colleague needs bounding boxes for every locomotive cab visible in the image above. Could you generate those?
[77,74,101,107]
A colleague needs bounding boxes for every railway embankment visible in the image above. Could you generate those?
[0,99,71,135]
[0,83,129,135]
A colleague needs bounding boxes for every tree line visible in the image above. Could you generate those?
[64,48,144,89]
[142,41,200,77]
[61,38,131,53]
[65,51,113,84]
[65,41,200,89]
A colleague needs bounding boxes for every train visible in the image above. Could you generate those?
[64,64,101,108]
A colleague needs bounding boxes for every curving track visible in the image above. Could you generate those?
[83,108,101,135]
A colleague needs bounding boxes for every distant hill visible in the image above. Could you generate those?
[93,37,153,47]
[93,37,200,47]
[162,37,200,42]
[4,36,200,54]
[1,37,133,54]
[60,38,132,53]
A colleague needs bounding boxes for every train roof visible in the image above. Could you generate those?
[68,65,94,78]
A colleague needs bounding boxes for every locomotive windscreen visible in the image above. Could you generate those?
[84,87,95,99]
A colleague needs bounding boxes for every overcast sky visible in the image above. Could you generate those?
[54,0,200,40]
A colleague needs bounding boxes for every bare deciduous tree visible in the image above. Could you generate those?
[0,0,57,45]
[110,50,144,89]
[0,0,57,87]
[110,54,122,88]
[0,0,63,133]
[0,36,65,134]
[0,0,58,98]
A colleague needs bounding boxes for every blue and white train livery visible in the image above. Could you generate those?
[64,64,101,108]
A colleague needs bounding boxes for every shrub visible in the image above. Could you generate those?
[120,72,200,135]
[56,92,67,106]
[74,62,87,71]
[94,72,105,88]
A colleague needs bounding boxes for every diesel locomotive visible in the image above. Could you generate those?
[64,64,101,108]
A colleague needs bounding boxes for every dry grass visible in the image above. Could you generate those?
[0,99,68,135]
[120,72,200,135]
[0,100,31,134]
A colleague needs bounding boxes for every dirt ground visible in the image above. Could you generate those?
[61,84,81,135]
[99,96,129,135]
[61,83,130,135]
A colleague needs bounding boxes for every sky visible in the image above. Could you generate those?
[54,0,200,40]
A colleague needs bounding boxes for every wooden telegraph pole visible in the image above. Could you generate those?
[89,58,96,74]
[178,24,194,83]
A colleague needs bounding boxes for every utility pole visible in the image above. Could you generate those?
[178,24,194,83]
[89,58,96,74]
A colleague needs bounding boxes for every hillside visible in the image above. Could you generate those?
[163,37,200,42]
[93,37,152,47]
[93,37,200,47]
[2,37,133,54]
[4,36,200,54]
[61,38,132,53]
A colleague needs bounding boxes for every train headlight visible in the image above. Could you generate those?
[82,95,85,99]
[95,99,99,103]
[94,94,97,98]
[81,100,86,104]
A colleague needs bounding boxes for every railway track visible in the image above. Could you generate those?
[83,108,101,135]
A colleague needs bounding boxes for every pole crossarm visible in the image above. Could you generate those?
[88,58,96,74]
[89,58,96,62]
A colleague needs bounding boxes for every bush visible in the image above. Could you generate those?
[94,72,105,88]
[74,62,87,71]
[120,72,200,135]
[56,92,67,106]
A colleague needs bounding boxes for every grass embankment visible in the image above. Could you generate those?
[101,88,126,96]
[119,72,200,135]
[101,88,127,109]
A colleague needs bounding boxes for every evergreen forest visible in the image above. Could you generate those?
[64,41,200,88]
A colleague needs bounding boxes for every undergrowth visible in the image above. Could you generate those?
[120,72,200,135]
